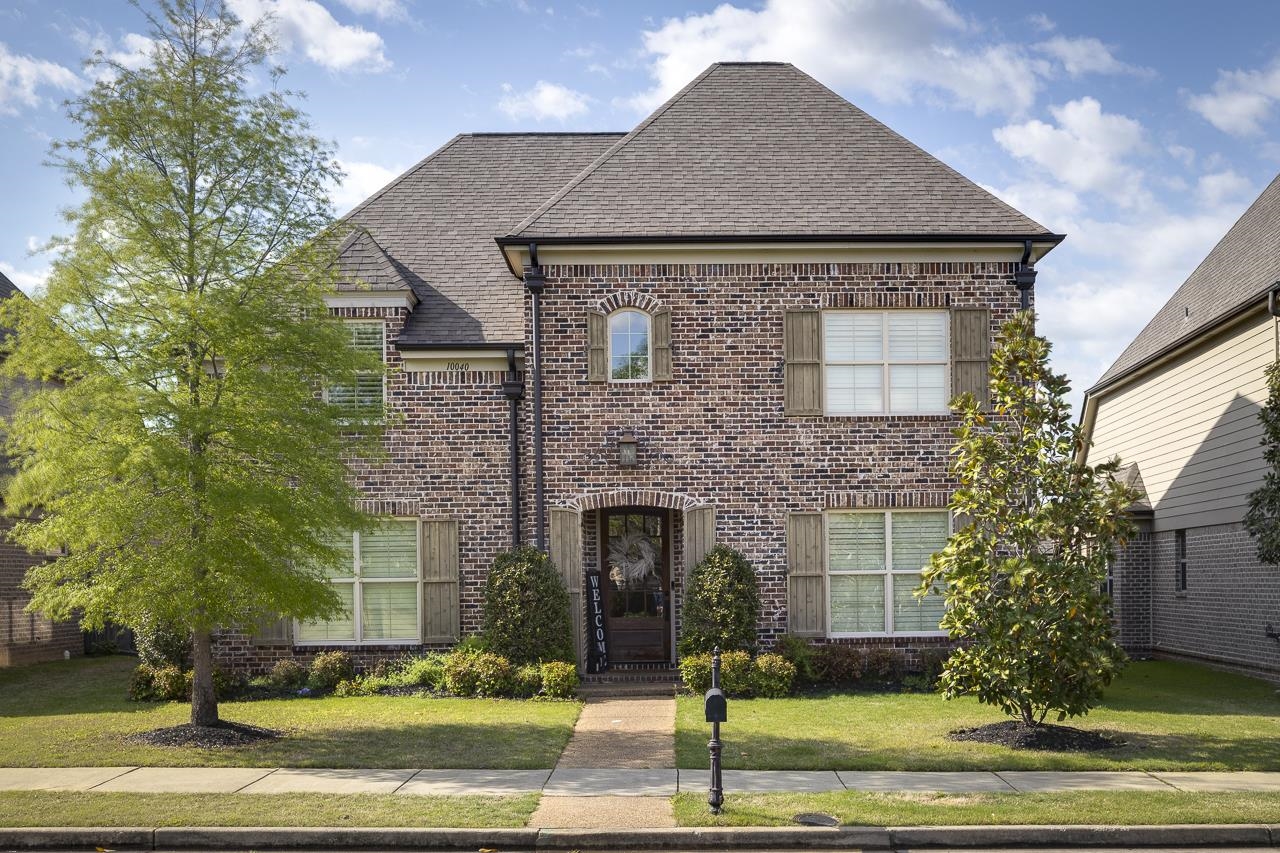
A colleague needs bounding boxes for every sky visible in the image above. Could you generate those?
[3,0,1280,408]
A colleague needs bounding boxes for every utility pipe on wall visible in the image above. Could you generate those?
[525,244,547,551]
[501,347,524,548]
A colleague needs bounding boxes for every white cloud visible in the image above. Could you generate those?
[227,0,391,73]
[1195,169,1254,207]
[1027,13,1055,33]
[0,41,79,115]
[1188,60,1280,136]
[332,159,402,213]
[993,97,1147,204]
[334,0,409,20]
[981,180,1081,233]
[0,260,50,294]
[497,80,590,121]
[1167,144,1196,168]
[1035,36,1149,78]
[624,0,1049,116]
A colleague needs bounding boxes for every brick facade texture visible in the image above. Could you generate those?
[0,516,82,667]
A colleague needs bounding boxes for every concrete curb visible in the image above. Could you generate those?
[0,824,1276,850]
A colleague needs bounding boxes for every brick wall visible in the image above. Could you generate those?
[0,516,82,667]
[1111,531,1152,653]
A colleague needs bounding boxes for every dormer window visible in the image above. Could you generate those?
[609,309,651,382]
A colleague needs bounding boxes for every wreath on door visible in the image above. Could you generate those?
[608,531,658,587]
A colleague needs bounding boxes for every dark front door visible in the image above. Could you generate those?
[601,509,671,663]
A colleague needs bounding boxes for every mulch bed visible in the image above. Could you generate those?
[948,720,1123,751]
[128,720,282,749]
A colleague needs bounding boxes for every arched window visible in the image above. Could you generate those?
[609,309,651,381]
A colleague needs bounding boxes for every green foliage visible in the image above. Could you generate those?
[153,666,189,701]
[481,547,574,665]
[268,660,308,690]
[1246,360,1280,563]
[678,654,713,694]
[814,645,864,685]
[678,545,761,656]
[513,665,542,698]
[443,650,517,698]
[135,618,190,669]
[863,648,905,684]
[922,311,1137,726]
[538,661,579,699]
[678,651,794,697]
[752,654,797,698]
[127,665,160,702]
[0,0,382,727]
[454,635,489,654]
[307,651,355,692]
[397,654,447,690]
[773,635,819,686]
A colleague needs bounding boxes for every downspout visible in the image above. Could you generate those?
[501,347,524,548]
[1014,239,1037,312]
[524,244,547,551]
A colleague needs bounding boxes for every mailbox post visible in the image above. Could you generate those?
[704,646,727,814]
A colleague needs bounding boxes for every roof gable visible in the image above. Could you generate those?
[506,62,1053,241]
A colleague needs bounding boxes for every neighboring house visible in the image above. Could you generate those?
[0,271,82,667]
[1083,174,1280,678]
[217,62,1062,674]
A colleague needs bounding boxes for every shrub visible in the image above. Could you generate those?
[774,634,819,685]
[128,664,158,701]
[863,648,904,684]
[814,645,863,685]
[455,634,489,654]
[152,664,188,701]
[443,650,516,697]
[539,661,579,699]
[918,647,950,687]
[514,664,542,698]
[398,654,447,690]
[269,659,308,690]
[753,653,797,698]
[212,664,246,699]
[308,650,355,692]
[135,617,190,669]
[678,653,713,694]
[481,547,574,665]
[333,678,370,697]
[678,545,760,656]
[679,651,754,696]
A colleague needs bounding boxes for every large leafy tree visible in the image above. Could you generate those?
[1,0,380,727]
[921,311,1137,727]
[1244,361,1280,563]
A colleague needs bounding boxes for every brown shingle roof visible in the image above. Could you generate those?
[1093,173,1280,389]
[505,63,1055,241]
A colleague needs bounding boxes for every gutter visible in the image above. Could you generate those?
[501,348,524,548]
[524,244,547,551]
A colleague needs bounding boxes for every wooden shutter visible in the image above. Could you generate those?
[549,508,584,667]
[587,310,607,382]
[784,310,822,416]
[422,519,460,643]
[787,512,826,637]
[683,506,716,577]
[951,307,991,411]
[653,308,672,381]
[252,616,292,646]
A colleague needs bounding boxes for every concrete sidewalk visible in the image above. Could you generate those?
[4,765,1280,795]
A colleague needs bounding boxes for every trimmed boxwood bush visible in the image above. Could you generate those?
[679,650,786,697]
[815,644,864,685]
[752,653,797,698]
[308,650,355,691]
[269,659,308,689]
[482,546,574,665]
[539,661,579,699]
[677,545,760,656]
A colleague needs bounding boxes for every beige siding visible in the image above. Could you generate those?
[1091,310,1274,531]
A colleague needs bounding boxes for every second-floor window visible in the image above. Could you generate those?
[610,309,651,381]
[327,320,385,418]
[823,310,948,415]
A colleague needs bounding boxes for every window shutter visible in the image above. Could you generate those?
[653,308,672,381]
[950,307,991,411]
[587,310,607,382]
[784,310,822,416]
[683,505,716,579]
[422,519,460,643]
[252,616,292,646]
[549,508,584,667]
[787,512,826,637]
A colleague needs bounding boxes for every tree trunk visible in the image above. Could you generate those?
[190,629,219,727]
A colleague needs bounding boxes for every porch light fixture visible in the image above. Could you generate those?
[617,431,638,467]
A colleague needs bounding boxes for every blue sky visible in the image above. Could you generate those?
[3,0,1280,404]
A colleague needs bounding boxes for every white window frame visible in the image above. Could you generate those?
[822,309,950,416]
[826,508,950,639]
[295,518,423,646]
[607,308,653,384]
[323,319,387,420]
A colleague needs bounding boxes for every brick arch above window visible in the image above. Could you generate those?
[594,290,665,315]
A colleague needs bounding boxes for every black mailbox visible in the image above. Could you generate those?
[704,687,727,723]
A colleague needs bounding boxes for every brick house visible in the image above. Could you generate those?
[218,62,1063,674]
[1083,174,1280,679]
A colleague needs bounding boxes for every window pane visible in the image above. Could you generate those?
[609,310,650,380]
[888,313,946,360]
[296,583,355,642]
[349,321,384,355]
[830,574,885,632]
[888,364,946,413]
[360,520,418,578]
[362,582,419,641]
[892,573,946,632]
[318,533,355,579]
[829,513,886,572]
[824,313,882,361]
[826,365,882,414]
[890,512,950,570]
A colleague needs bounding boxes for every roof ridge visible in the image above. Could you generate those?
[504,62,728,238]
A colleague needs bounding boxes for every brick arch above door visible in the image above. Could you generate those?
[556,489,711,513]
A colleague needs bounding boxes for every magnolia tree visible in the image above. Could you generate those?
[1244,361,1280,563]
[2,1,380,727]
[921,311,1138,727]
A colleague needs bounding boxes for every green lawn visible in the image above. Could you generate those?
[0,656,579,768]
[0,791,538,827]
[676,660,1280,770]
[673,790,1280,827]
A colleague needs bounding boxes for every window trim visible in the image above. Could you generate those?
[1175,529,1188,593]
[324,319,387,422]
[294,517,423,646]
[822,309,951,417]
[825,508,950,639]
[607,308,653,384]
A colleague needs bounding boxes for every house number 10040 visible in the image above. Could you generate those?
[445,361,470,371]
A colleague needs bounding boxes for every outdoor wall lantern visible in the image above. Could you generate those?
[617,431,638,467]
